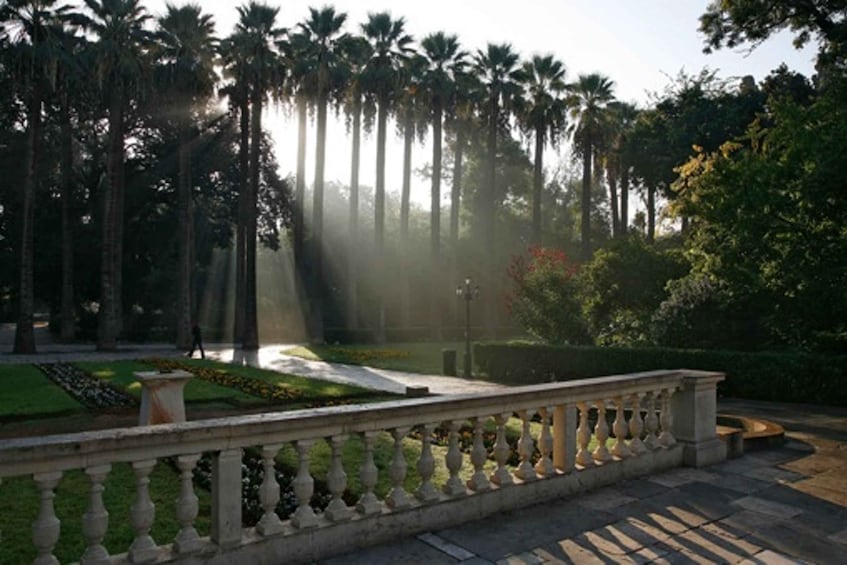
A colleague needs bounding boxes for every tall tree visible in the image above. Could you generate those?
[611,101,638,235]
[473,42,522,333]
[154,3,217,350]
[82,0,152,350]
[420,31,466,337]
[568,72,615,260]
[298,6,347,344]
[516,53,567,246]
[361,11,412,343]
[234,1,285,350]
[1,0,71,353]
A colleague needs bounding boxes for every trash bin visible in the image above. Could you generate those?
[442,349,457,376]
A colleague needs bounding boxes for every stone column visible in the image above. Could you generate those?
[671,370,726,467]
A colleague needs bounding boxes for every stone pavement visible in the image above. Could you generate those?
[2,332,845,563]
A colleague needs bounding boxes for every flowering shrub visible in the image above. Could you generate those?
[507,246,591,345]
[35,363,137,409]
[148,359,301,402]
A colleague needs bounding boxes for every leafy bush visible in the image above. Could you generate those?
[474,342,847,405]
[506,247,590,345]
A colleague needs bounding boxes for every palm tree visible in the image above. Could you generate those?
[234,1,285,350]
[603,101,638,237]
[473,42,522,333]
[420,31,466,337]
[517,54,567,246]
[298,6,347,344]
[1,0,72,353]
[155,3,217,350]
[361,11,413,343]
[82,0,153,350]
[569,72,615,260]
[340,35,372,330]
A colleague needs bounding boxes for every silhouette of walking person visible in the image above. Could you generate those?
[187,322,205,359]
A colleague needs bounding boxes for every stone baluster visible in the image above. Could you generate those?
[643,392,660,450]
[443,420,466,496]
[535,407,555,477]
[628,393,647,455]
[173,454,202,554]
[467,417,491,492]
[490,413,514,486]
[32,471,62,565]
[291,440,318,528]
[576,402,593,467]
[515,410,537,482]
[356,431,381,515]
[386,427,411,509]
[129,459,158,563]
[553,404,577,473]
[211,449,242,549]
[256,444,284,535]
[592,400,612,463]
[81,465,111,564]
[658,388,677,447]
[416,423,440,503]
[611,396,632,459]
[325,435,351,521]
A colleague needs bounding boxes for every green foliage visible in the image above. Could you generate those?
[507,246,590,345]
[284,341,464,375]
[580,236,688,346]
[474,342,847,406]
[0,364,82,418]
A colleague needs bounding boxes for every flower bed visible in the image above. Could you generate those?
[34,362,137,409]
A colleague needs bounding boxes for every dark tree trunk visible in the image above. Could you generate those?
[346,93,361,330]
[294,94,307,333]
[13,83,41,354]
[176,115,193,350]
[97,88,123,351]
[399,105,413,329]
[450,128,464,326]
[484,94,498,335]
[374,98,387,343]
[430,102,443,339]
[608,165,619,238]
[243,89,261,350]
[620,166,630,235]
[233,98,249,344]
[59,89,75,342]
[580,134,592,261]
[311,80,328,344]
[531,125,544,246]
[647,183,656,244]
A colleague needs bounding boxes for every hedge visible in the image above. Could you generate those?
[474,342,847,406]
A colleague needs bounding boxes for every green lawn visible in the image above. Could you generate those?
[283,342,468,375]
[0,364,82,419]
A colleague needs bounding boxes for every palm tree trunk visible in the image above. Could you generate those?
[431,103,443,340]
[59,88,75,342]
[647,183,656,244]
[580,135,592,261]
[484,95,498,336]
[346,93,361,330]
[243,89,261,350]
[13,83,41,354]
[311,84,328,344]
[608,165,619,238]
[176,117,193,350]
[233,98,249,344]
[97,89,123,351]
[450,128,464,327]
[399,106,413,329]
[294,94,307,332]
[374,98,387,344]
[532,126,544,246]
[620,166,629,235]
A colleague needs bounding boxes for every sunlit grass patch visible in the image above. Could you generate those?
[283,342,465,375]
[0,364,83,419]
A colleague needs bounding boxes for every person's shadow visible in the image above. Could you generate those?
[230,349,259,367]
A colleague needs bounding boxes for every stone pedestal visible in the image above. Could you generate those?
[671,370,727,467]
[135,370,193,425]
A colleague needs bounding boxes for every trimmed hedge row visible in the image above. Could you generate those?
[474,342,847,406]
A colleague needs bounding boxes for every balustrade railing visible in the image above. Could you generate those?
[0,369,724,564]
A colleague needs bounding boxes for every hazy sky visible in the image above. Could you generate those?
[147,0,817,210]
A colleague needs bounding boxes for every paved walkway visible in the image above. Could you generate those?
[2,333,846,563]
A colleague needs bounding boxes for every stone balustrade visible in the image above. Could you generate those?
[0,369,724,564]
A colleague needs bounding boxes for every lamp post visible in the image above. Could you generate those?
[456,277,479,378]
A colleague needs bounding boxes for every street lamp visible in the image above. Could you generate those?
[456,277,480,378]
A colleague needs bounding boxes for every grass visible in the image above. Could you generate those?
[0,364,83,419]
[283,342,469,375]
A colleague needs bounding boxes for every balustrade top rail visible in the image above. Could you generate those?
[0,369,714,478]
